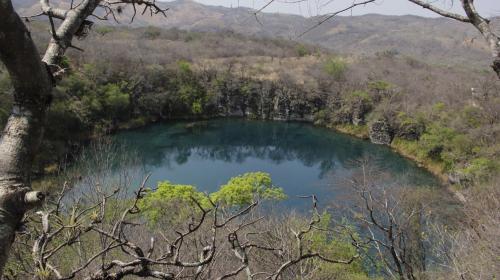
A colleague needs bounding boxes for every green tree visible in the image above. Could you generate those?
[211,172,287,207]
[323,56,347,80]
[140,172,286,224]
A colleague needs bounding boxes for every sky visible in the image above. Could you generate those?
[167,0,500,18]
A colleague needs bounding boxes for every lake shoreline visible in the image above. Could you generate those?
[41,115,450,190]
[116,115,449,184]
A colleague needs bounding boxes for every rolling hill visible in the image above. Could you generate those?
[14,0,496,68]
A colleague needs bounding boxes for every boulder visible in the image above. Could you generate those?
[369,120,393,145]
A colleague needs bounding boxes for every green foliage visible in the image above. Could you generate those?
[323,57,347,79]
[210,172,286,207]
[334,124,369,138]
[101,83,130,117]
[140,172,286,225]
[460,105,483,128]
[59,55,71,69]
[296,44,311,57]
[395,112,425,140]
[304,214,371,280]
[0,25,496,187]
[459,157,498,181]
[392,138,436,173]
[177,60,192,75]
[139,181,210,224]
[348,90,372,103]
[368,80,392,92]
[418,124,458,167]
[432,102,446,112]
[191,99,203,114]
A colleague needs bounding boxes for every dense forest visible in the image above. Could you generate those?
[0,0,499,279]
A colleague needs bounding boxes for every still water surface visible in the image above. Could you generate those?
[111,119,438,209]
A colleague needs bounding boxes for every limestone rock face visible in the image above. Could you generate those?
[369,120,393,145]
[396,122,425,141]
[351,101,370,126]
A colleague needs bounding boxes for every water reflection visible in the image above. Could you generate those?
[108,119,438,209]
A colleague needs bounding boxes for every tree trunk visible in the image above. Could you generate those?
[0,0,53,275]
[460,0,500,79]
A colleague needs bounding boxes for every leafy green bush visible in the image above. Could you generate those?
[305,213,372,280]
[139,181,210,224]
[323,57,347,79]
[460,105,483,128]
[140,172,286,225]
[418,124,457,165]
[460,157,498,181]
[368,80,392,92]
[177,60,192,75]
[296,44,311,57]
[395,112,425,140]
[347,90,372,104]
[210,172,286,207]
[101,83,130,117]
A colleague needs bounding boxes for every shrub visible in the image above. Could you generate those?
[369,80,391,91]
[460,105,483,128]
[139,181,210,224]
[177,60,192,75]
[323,56,347,79]
[395,112,425,141]
[314,109,329,125]
[460,157,498,181]
[296,44,311,57]
[418,124,457,166]
[210,172,286,207]
[140,172,287,224]
[101,83,130,118]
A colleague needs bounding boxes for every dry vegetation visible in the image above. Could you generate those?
[0,16,499,280]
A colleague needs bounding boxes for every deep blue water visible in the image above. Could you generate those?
[107,119,438,209]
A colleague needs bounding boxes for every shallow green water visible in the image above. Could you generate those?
[111,119,438,209]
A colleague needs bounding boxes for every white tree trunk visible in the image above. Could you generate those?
[0,0,53,275]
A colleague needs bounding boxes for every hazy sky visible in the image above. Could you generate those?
[169,0,500,18]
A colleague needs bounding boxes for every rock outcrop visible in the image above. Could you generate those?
[369,120,393,145]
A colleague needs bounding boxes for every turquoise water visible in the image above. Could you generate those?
[111,119,438,209]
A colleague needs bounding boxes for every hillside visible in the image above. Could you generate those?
[1,2,499,279]
[14,0,494,68]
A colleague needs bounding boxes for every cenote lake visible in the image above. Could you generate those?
[94,119,439,210]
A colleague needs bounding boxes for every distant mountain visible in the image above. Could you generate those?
[14,0,494,68]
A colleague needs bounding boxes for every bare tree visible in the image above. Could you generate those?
[0,0,167,276]
[429,180,500,280]
[4,175,358,279]
[344,160,431,280]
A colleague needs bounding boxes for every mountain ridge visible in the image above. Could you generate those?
[14,0,495,68]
